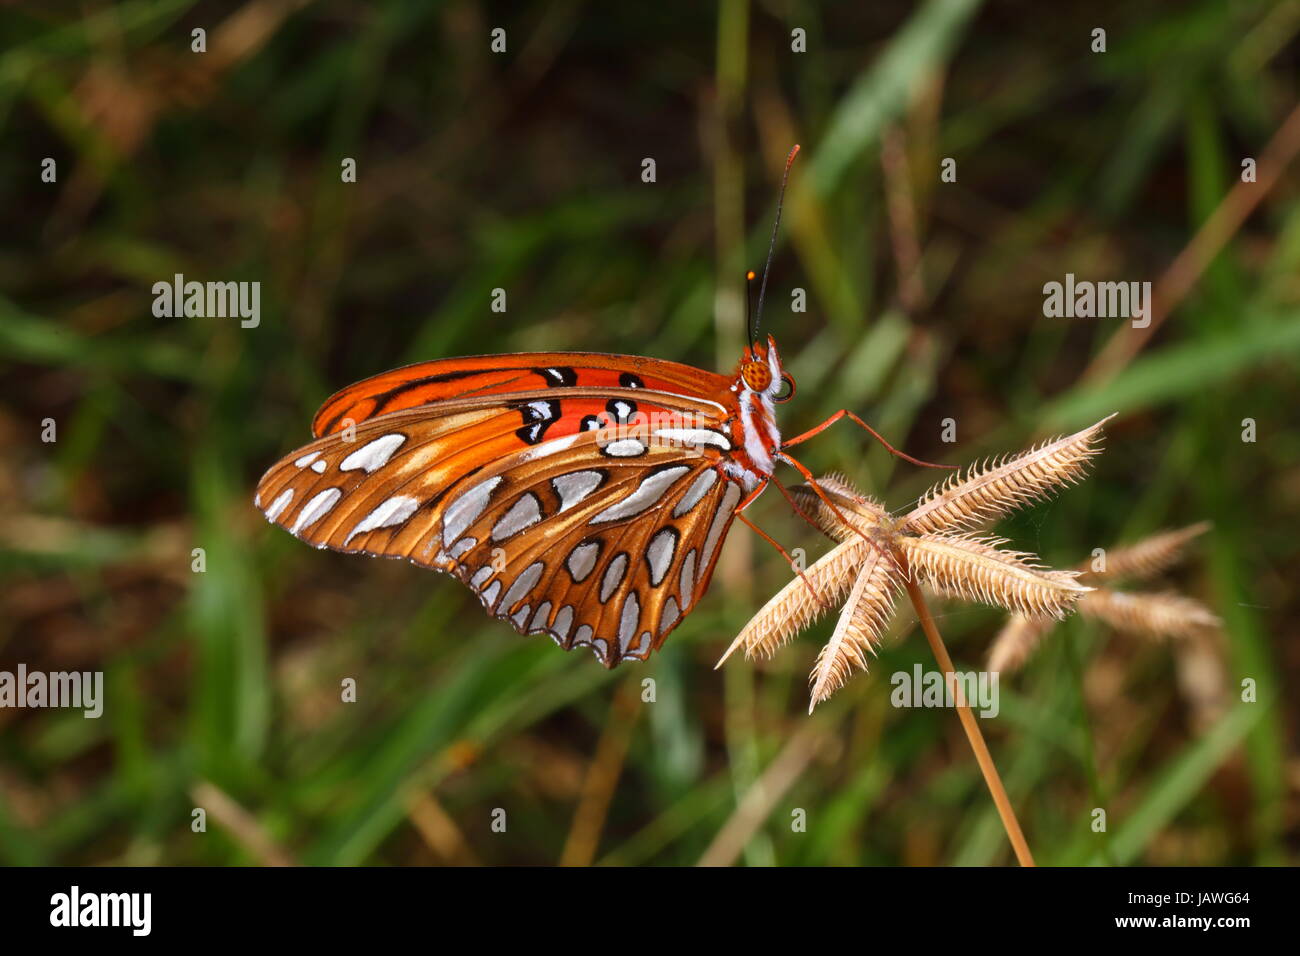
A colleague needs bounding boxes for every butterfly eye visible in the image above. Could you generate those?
[772,373,796,403]
[740,361,773,392]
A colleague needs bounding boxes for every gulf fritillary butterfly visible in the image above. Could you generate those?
[255,146,938,667]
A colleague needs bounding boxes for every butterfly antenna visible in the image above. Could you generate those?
[752,143,800,345]
[744,269,757,345]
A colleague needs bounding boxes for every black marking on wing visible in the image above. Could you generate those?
[606,398,638,423]
[537,366,578,387]
[512,399,562,445]
[322,368,486,435]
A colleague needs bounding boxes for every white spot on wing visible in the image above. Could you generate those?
[443,476,502,545]
[345,494,420,545]
[292,488,342,534]
[618,592,640,654]
[699,482,741,574]
[653,428,731,451]
[294,451,321,468]
[492,493,542,540]
[528,602,553,633]
[673,470,717,517]
[480,580,502,611]
[603,438,647,458]
[660,596,680,635]
[648,389,728,415]
[567,542,600,582]
[600,552,628,602]
[264,489,294,521]
[552,471,604,512]
[553,606,575,641]
[645,528,677,586]
[679,550,697,610]
[340,433,406,473]
[500,561,545,616]
[470,566,494,588]
[590,466,689,523]
[310,460,327,474]
[520,432,581,463]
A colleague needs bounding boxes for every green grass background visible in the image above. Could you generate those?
[0,0,1295,865]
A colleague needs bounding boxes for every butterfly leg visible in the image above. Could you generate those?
[768,473,833,542]
[732,482,831,610]
[776,451,906,577]
[781,409,956,470]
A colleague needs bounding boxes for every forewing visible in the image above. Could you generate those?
[311,352,731,437]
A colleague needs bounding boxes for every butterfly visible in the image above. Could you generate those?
[254,146,940,667]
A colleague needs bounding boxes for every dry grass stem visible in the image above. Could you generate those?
[900,571,1035,867]
[1082,100,1300,384]
[696,722,828,867]
[190,781,295,867]
[560,681,642,867]
[406,788,481,865]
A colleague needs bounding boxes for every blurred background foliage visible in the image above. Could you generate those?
[0,0,1296,866]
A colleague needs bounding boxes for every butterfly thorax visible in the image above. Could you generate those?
[722,336,790,491]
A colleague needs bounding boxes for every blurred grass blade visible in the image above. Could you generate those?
[810,0,982,198]
[1043,312,1300,428]
[1090,703,1263,866]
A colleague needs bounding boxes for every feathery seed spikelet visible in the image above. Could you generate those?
[723,415,1119,709]
[790,480,889,542]
[902,533,1090,619]
[987,614,1053,672]
[991,523,1221,673]
[718,537,869,665]
[808,547,899,711]
[1080,588,1221,639]
[902,417,1110,536]
[1082,522,1212,582]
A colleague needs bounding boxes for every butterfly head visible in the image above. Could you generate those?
[738,335,796,404]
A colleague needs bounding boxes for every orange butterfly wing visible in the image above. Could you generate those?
[257,377,747,666]
[311,352,731,437]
